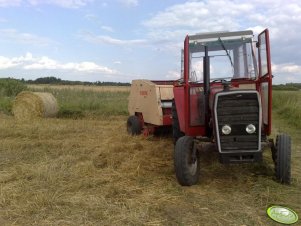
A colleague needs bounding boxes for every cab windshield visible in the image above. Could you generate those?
[187,36,257,82]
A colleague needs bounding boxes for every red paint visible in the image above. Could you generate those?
[140,91,148,96]
[135,112,144,128]
[174,86,185,131]
[163,115,172,125]
[143,126,155,137]
[189,93,201,126]
[162,107,172,125]
[184,36,191,134]
[174,84,207,136]
[185,126,206,137]
[257,29,272,135]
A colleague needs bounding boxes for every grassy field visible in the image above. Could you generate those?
[28,84,130,118]
[28,84,130,93]
[0,86,300,225]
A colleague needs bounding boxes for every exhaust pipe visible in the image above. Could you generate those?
[203,46,210,133]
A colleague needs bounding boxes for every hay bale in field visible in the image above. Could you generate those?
[12,91,59,120]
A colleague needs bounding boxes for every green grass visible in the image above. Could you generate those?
[0,96,13,115]
[0,78,27,114]
[55,89,129,117]
[0,78,27,97]
[273,90,301,129]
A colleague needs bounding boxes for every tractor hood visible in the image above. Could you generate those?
[209,83,257,111]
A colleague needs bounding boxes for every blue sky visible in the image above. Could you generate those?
[0,0,300,84]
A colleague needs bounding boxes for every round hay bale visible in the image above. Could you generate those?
[12,91,59,120]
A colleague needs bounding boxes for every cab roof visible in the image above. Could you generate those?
[189,30,253,42]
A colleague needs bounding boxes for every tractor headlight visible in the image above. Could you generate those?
[221,125,231,135]
[246,124,256,134]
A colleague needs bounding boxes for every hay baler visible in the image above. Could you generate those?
[127,80,174,136]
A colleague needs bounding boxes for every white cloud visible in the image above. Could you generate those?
[27,0,94,8]
[0,0,21,7]
[142,1,301,45]
[119,0,138,7]
[272,63,301,74]
[165,70,180,79]
[85,14,114,33]
[0,56,21,69]
[0,29,56,46]
[0,0,93,8]
[101,26,114,33]
[0,53,35,69]
[63,61,116,74]
[81,32,146,46]
[143,1,253,32]
[271,62,301,84]
[24,56,59,70]
[141,1,254,54]
[0,53,117,74]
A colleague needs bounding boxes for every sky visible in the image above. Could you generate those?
[0,0,300,84]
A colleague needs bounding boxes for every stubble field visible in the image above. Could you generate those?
[0,85,300,225]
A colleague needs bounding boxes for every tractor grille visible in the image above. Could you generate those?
[215,91,261,153]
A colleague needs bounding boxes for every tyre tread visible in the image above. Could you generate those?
[275,133,291,184]
[174,136,200,186]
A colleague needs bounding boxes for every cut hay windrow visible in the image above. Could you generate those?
[12,91,58,120]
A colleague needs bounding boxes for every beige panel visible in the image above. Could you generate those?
[128,80,174,126]
[236,83,256,90]
[159,86,174,100]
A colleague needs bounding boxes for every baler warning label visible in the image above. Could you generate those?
[140,91,148,96]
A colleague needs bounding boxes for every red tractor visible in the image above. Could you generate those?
[173,29,291,186]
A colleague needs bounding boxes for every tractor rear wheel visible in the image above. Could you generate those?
[172,100,184,144]
[174,136,200,186]
[274,133,291,184]
[127,115,141,135]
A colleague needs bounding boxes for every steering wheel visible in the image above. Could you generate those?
[211,79,229,84]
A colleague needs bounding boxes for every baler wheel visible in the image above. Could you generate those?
[274,133,291,184]
[174,136,200,186]
[127,115,142,135]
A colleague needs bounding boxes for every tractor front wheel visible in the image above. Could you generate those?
[274,133,291,184]
[127,115,141,135]
[174,136,200,186]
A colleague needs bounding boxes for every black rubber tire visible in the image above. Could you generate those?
[127,115,141,135]
[275,133,291,184]
[172,100,184,144]
[174,136,200,186]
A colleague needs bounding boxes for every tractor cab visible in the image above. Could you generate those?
[186,30,257,82]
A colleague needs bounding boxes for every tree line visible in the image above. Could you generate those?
[1,77,300,90]
[23,76,131,86]
[272,83,301,91]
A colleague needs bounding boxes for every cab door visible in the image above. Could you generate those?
[258,29,272,135]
